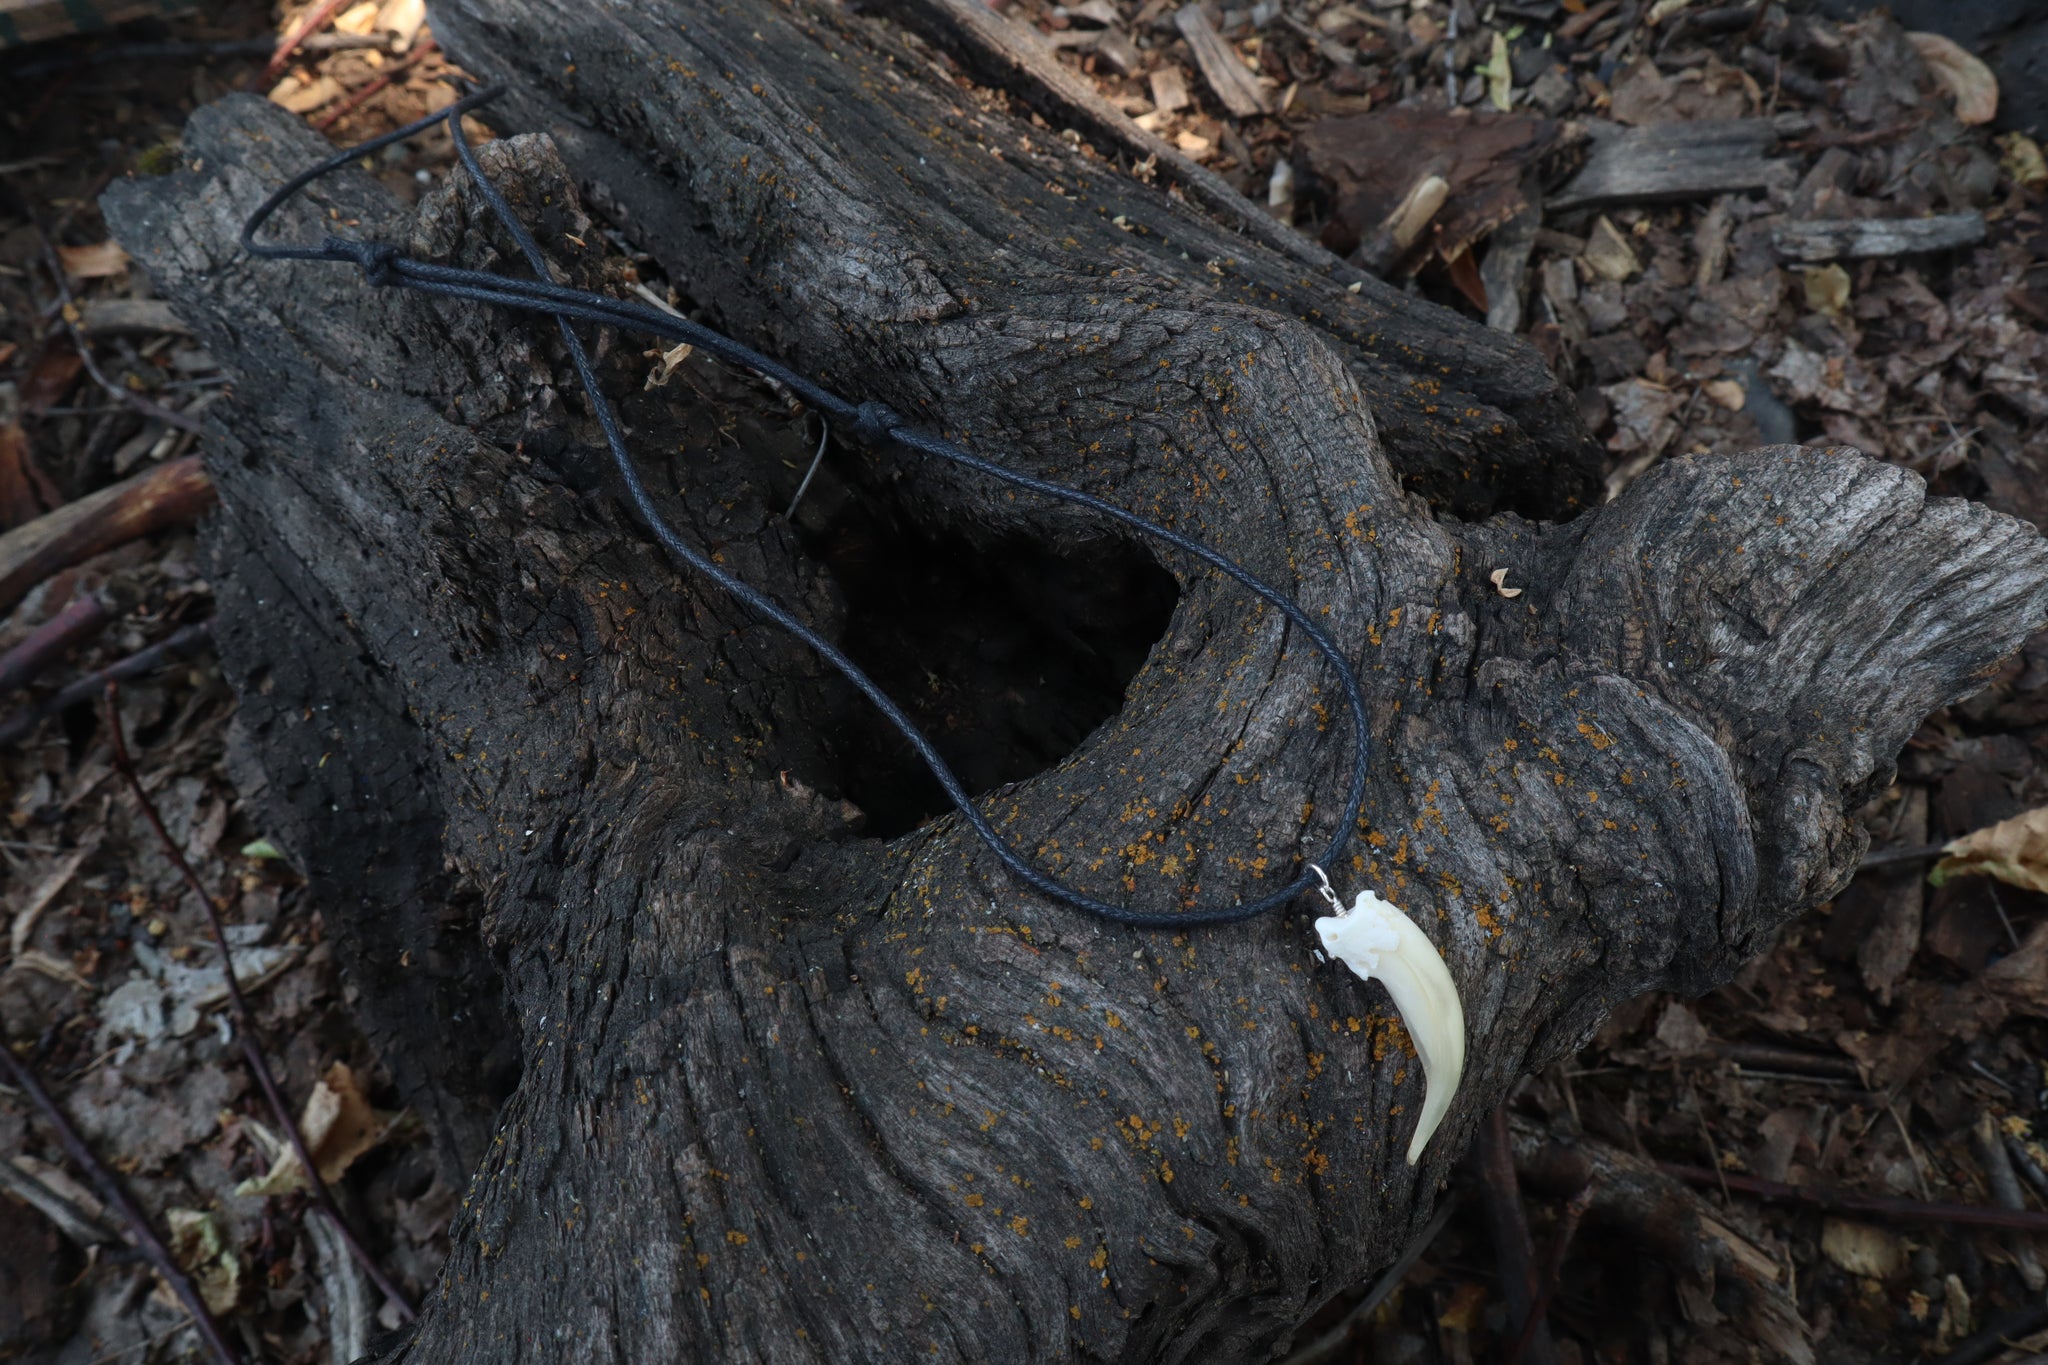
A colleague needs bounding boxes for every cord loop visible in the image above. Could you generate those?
[239,83,1375,930]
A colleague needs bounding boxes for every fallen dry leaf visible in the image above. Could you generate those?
[235,1061,398,1197]
[166,1208,242,1314]
[1703,378,1746,410]
[56,241,130,280]
[2000,132,2048,193]
[1932,805,2048,895]
[643,341,694,389]
[1821,1218,1907,1279]
[1803,263,1851,315]
[1908,31,1998,126]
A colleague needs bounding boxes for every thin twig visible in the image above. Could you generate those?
[1504,1180,1594,1365]
[1277,1193,1461,1365]
[0,591,110,695]
[0,621,212,747]
[259,0,358,87]
[8,33,390,82]
[1658,1161,2048,1232]
[103,686,417,1321]
[34,237,203,436]
[1858,841,1947,869]
[1480,1103,1556,1365]
[313,36,440,133]
[0,1042,242,1365]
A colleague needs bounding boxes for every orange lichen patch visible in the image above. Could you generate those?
[1576,720,1615,750]
[1370,1015,1418,1062]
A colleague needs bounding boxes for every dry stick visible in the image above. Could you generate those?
[313,36,440,134]
[1858,841,1947,870]
[1276,1193,1462,1365]
[259,0,358,87]
[1503,1180,1595,1365]
[102,687,418,1321]
[1479,1104,1557,1365]
[0,1043,242,1365]
[0,456,215,619]
[1658,1161,2048,1232]
[37,240,204,437]
[0,591,110,695]
[0,620,212,746]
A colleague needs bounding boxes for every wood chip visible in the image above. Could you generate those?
[55,241,129,279]
[1173,5,1269,118]
[1703,378,1746,410]
[1148,64,1190,115]
[1550,118,1783,212]
[76,297,191,336]
[375,0,427,50]
[1481,201,1540,333]
[1583,215,1640,281]
[268,74,345,116]
[1771,212,1986,263]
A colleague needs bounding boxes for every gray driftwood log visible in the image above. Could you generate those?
[102,1,2048,1360]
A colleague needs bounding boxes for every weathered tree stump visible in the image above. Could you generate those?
[102,2,2048,1360]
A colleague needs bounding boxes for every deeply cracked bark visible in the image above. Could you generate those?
[102,3,2048,1360]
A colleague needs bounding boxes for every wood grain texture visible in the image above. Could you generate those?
[100,2,2048,1359]
[1549,118,1787,212]
[1771,211,1987,261]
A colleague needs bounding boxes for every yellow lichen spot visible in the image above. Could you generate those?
[965,1193,985,1208]
[1090,1245,1109,1270]
[1011,1216,1030,1236]
[726,1231,749,1246]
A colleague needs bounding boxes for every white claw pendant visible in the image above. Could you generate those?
[1311,869,1467,1165]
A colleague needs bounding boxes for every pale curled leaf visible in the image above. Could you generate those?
[1931,805,2048,895]
[234,1061,399,1198]
[1908,31,1998,127]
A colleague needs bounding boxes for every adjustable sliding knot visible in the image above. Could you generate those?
[326,237,404,288]
[849,400,901,448]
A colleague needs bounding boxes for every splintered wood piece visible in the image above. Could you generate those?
[1771,212,1986,262]
[1549,118,1785,212]
[1172,4,1269,117]
[75,297,194,337]
[0,456,215,618]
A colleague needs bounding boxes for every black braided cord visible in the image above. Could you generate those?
[239,85,1373,929]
